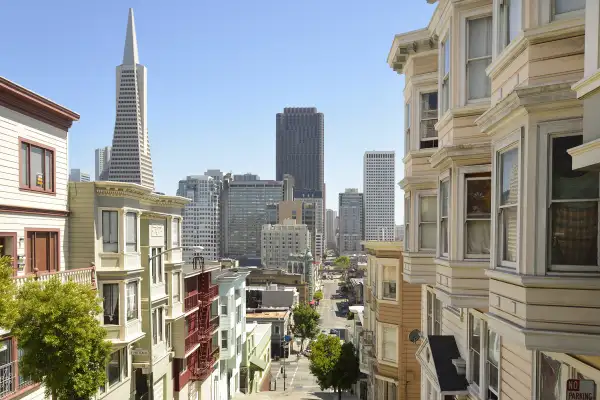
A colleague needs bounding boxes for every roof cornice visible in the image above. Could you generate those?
[388,28,438,75]
[93,181,190,207]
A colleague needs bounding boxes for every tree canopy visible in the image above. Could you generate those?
[313,290,323,301]
[309,336,360,399]
[292,303,320,351]
[333,342,360,395]
[12,277,112,400]
[0,256,18,330]
[333,256,350,268]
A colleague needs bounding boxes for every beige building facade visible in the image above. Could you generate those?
[389,0,600,399]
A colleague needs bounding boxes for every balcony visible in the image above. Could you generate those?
[13,267,96,289]
[199,285,218,304]
[209,315,220,333]
[0,361,34,399]
[185,329,199,353]
[184,292,199,313]
[190,347,220,382]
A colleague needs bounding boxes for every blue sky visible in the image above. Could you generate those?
[0,1,436,223]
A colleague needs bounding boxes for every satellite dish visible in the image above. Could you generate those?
[408,329,422,344]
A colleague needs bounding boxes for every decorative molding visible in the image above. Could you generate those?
[572,68,600,99]
[388,28,439,74]
[0,204,69,217]
[429,143,492,171]
[94,182,189,208]
[399,175,438,191]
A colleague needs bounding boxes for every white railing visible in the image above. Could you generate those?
[13,267,96,289]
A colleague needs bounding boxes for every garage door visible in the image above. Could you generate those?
[153,376,164,400]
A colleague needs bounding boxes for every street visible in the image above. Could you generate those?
[235,277,356,400]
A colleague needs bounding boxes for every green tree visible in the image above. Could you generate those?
[333,256,350,268]
[0,256,18,330]
[332,342,360,398]
[12,277,111,400]
[292,303,320,351]
[308,334,342,393]
[313,290,323,301]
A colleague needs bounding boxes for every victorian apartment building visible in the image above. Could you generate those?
[388,0,600,399]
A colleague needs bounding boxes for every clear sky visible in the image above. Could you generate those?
[0,0,436,224]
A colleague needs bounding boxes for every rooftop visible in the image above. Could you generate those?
[183,260,221,277]
[246,310,289,320]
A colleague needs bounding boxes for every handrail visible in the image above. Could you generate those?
[184,292,199,312]
[185,329,199,352]
[12,267,96,289]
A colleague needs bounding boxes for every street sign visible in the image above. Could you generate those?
[284,335,292,343]
[567,379,596,400]
[131,348,149,356]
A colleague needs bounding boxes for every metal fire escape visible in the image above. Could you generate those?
[191,271,220,382]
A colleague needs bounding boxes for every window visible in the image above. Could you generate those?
[467,17,492,101]
[441,36,451,114]
[274,326,280,335]
[173,272,181,302]
[126,281,138,321]
[107,350,122,388]
[404,196,410,251]
[19,140,54,193]
[487,329,500,400]
[499,0,522,50]
[549,135,599,270]
[236,335,242,355]
[125,212,137,252]
[221,297,228,315]
[498,147,519,266]
[151,248,163,284]
[103,283,119,325]
[26,231,58,273]
[158,308,163,342]
[419,195,437,251]
[426,291,442,335]
[384,382,397,400]
[405,103,411,155]
[469,315,482,387]
[166,322,172,349]
[382,265,396,300]
[236,305,242,323]
[420,92,438,149]
[381,325,398,363]
[440,180,450,256]
[221,331,228,349]
[465,174,492,257]
[102,211,119,252]
[537,353,586,400]
[553,0,585,18]
[172,218,180,247]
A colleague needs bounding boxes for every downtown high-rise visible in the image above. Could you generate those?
[106,9,154,189]
[363,151,395,240]
[95,146,111,180]
[338,188,364,254]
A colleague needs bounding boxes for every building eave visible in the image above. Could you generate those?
[387,28,438,74]
[91,181,190,207]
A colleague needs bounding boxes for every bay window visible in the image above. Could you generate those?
[151,247,163,284]
[107,350,122,387]
[441,37,451,114]
[152,308,163,345]
[19,139,54,193]
[498,146,519,266]
[380,324,398,363]
[125,212,137,252]
[420,92,438,149]
[537,353,598,400]
[426,290,442,335]
[553,0,585,19]
[103,283,119,325]
[405,103,411,155]
[102,210,119,252]
[382,265,397,300]
[404,195,411,251]
[468,313,500,400]
[499,0,522,50]
[172,218,180,247]
[126,281,138,321]
[469,314,481,387]
[173,272,181,302]
[465,174,491,257]
[549,135,599,271]
[419,194,437,251]
[440,179,449,256]
[466,16,492,101]
[487,330,500,400]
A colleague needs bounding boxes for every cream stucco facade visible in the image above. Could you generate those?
[389,0,600,399]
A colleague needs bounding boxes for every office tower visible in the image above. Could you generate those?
[364,151,396,241]
[106,9,154,189]
[205,169,224,181]
[338,188,364,254]
[177,175,221,261]
[221,176,284,260]
[276,107,324,192]
[293,189,325,260]
[69,169,91,182]
[233,173,260,181]
[326,209,337,250]
[95,146,111,180]
[395,225,405,241]
[261,219,311,268]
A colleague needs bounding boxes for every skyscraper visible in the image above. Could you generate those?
[364,151,396,241]
[106,9,154,189]
[339,188,364,254]
[69,169,91,182]
[94,146,111,180]
[276,107,324,192]
[326,209,337,250]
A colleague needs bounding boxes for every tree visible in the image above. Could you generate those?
[308,334,342,392]
[292,303,320,351]
[313,290,323,301]
[0,256,18,330]
[12,277,112,400]
[333,256,350,268]
[332,342,360,398]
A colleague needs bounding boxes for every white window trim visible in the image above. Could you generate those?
[425,287,442,336]
[378,259,400,303]
[377,322,398,366]
[100,281,123,326]
[152,306,165,345]
[99,208,122,253]
[438,170,451,258]
[417,85,439,149]
[535,352,600,400]
[494,0,523,55]
[404,192,412,252]
[150,247,164,285]
[491,128,523,271]
[171,217,181,248]
[539,0,586,24]
[417,190,438,252]
[439,31,451,118]
[457,165,492,260]
[125,279,140,322]
[535,118,600,275]
[467,310,501,399]
[101,347,129,394]
[458,6,494,106]
[172,271,182,303]
[405,101,411,155]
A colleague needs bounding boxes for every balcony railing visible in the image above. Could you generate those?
[199,285,219,304]
[13,267,96,289]
[210,315,219,331]
[185,329,199,353]
[184,293,199,312]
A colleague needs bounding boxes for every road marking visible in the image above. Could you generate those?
[288,361,300,389]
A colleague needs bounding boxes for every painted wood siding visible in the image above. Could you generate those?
[400,280,421,400]
[0,106,69,211]
[67,182,96,269]
[500,342,532,400]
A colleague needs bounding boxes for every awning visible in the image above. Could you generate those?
[416,335,469,396]
[250,355,267,371]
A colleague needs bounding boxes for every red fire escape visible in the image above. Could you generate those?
[190,271,220,381]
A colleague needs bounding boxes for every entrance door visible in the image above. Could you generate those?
[26,231,58,273]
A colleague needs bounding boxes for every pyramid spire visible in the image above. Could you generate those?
[122,8,139,65]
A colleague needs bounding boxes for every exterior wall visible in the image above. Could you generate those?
[363,151,396,242]
[500,342,532,400]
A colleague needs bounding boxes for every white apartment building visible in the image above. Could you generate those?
[261,219,311,268]
[389,1,600,400]
[178,175,221,262]
[95,146,111,180]
[363,151,395,241]
[325,208,338,250]
[69,168,91,182]
[106,9,154,190]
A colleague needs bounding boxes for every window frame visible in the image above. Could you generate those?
[467,310,501,399]
[405,102,411,155]
[172,218,181,248]
[496,0,522,53]
[172,272,181,303]
[426,288,442,336]
[439,34,451,116]
[103,348,127,392]
[458,165,493,260]
[493,129,522,271]
[221,331,228,349]
[102,282,121,326]
[126,280,139,322]
[380,261,398,302]
[404,193,411,252]
[125,211,138,253]
[535,352,600,400]
[150,247,164,284]
[101,210,120,253]
[18,138,56,195]
[378,322,398,365]
[419,91,439,149]
[417,190,438,252]
[438,173,450,258]
[551,0,586,21]
[464,13,493,104]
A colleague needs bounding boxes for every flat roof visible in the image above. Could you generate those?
[246,311,288,319]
